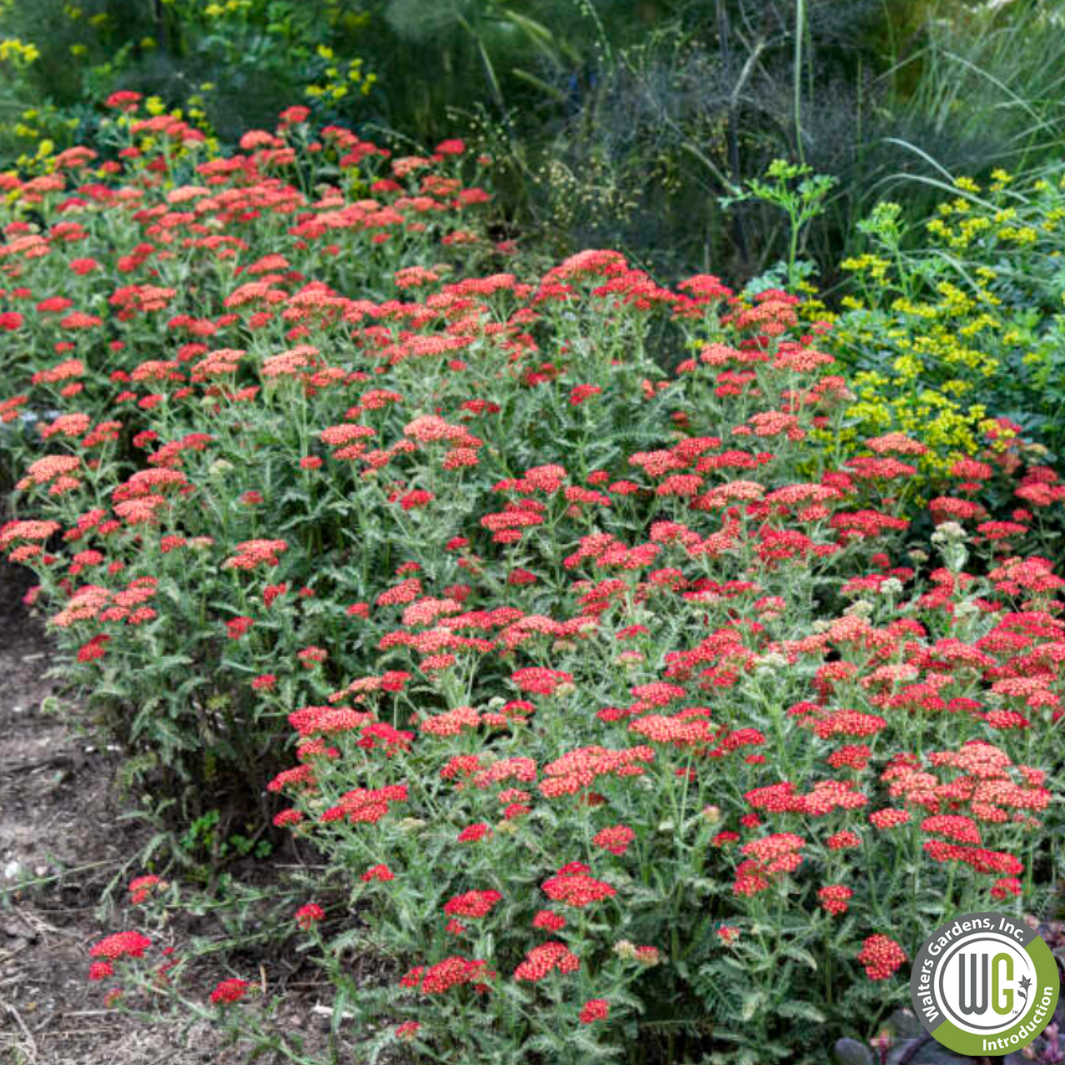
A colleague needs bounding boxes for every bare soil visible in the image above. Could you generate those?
[0,562,344,1065]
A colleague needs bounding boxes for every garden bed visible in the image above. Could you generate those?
[2,97,1064,1064]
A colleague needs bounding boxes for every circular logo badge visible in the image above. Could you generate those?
[911,911,1060,1056]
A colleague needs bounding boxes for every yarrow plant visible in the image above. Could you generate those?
[3,97,1065,1064]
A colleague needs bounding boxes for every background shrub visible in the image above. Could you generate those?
[5,0,1065,279]
[834,167,1065,469]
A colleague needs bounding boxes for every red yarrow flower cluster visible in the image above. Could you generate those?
[89,931,151,960]
[857,935,907,980]
[210,978,250,1004]
[541,869,617,908]
[295,903,325,929]
[513,941,580,981]
[579,998,610,1023]
[592,825,636,856]
[443,890,502,918]
[400,956,494,994]
[818,885,854,916]
[362,863,395,882]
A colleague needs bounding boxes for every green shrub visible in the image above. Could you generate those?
[834,167,1065,472]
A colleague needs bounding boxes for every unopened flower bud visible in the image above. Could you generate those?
[931,521,967,544]
[844,599,873,618]
[754,652,788,672]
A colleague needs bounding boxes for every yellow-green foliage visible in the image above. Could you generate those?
[0,37,40,66]
[832,170,1065,476]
